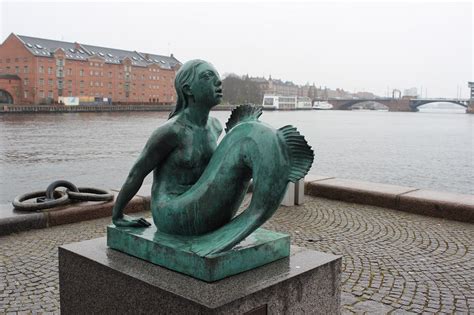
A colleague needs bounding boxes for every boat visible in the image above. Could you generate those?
[262,95,312,110]
[312,101,333,110]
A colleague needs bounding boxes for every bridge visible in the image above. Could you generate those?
[321,98,471,112]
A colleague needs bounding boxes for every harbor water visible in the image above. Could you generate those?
[0,109,472,204]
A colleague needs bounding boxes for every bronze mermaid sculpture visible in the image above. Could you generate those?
[112,59,314,257]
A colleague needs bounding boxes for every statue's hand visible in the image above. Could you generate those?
[113,214,151,227]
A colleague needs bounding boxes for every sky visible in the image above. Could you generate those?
[0,0,472,98]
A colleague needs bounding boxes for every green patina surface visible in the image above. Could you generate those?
[107,223,290,282]
[110,60,314,257]
[107,59,313,285]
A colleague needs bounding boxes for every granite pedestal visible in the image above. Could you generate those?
[59,237,341,314]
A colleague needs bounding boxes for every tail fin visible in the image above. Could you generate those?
[225,104,263,133]
[278,125,315,182]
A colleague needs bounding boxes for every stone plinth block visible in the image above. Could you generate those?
[59,238,341,314]
[107,223,290,282]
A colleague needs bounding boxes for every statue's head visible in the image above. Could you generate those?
[169,59,222,118]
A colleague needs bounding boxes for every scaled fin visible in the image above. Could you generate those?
[225,104,263,133]
[278,125,315,182]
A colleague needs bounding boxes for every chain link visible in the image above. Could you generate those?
[12,180,114,211]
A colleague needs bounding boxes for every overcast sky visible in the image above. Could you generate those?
[1,0,472,98]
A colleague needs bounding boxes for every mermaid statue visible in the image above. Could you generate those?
[111,59,314,258]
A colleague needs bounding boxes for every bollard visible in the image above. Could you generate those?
[281,178,305,206]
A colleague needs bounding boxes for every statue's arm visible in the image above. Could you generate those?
[112,125,177,227]
[210,117,223,138]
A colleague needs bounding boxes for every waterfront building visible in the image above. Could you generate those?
[0,34,181,105]
[250,75,299,97]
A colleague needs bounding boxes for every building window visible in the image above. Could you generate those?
[15,66,19,73]
[48,91,53,98]
[39,78,44,86]
[39,66,44,73]
[80,69,84,76]
[108,72,112,77]
[48,67,52,75]
[90,81,93,87]
[24,66,29,73]
[56,59,64,67]
[24,78,29,86]
[108,82,112,88]
[15,58,19,62]
[39,91,44,98]
[80,91,84,96]
[24,91,28,98]
[68,91,73,97]
[80,81,84,88]
[90,70,93,76]
[68,80,72,88]
[67,68,72,75]
[48,79,53,86]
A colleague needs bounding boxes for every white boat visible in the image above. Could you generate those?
[312,101,333,110]
[262,95,312,110]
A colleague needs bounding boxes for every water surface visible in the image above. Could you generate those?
[1,110,472,203]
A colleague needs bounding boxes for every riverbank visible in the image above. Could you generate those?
[1,176,472,236]
[0,104,237,113]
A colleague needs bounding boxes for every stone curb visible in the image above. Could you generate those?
[1,178,473,237]
[304,175,474,223]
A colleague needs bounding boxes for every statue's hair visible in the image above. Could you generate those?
[169,59,206,119]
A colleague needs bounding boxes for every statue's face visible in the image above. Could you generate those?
[190,62,222,107]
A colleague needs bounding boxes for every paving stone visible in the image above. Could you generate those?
[1,197,473,313]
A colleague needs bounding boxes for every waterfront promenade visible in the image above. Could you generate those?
[1,194,473,314]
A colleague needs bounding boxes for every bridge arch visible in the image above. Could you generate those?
[0,89,14,104]
[410,100,468,111]
[337,100,390,110]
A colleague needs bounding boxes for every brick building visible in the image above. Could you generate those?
[0,34,181,105]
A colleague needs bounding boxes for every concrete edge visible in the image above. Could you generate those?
[305,177,474,223]
[1,178,472,237]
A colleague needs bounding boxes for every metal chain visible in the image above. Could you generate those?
[12,180,114,211]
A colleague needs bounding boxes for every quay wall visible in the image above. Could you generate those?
[0,104,237,113]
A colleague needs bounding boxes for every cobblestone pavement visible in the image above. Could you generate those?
[1,196,473,314]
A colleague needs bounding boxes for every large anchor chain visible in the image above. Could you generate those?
[12,180,114,211]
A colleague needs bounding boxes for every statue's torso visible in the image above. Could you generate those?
[152,117,221,202]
